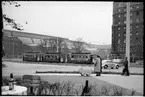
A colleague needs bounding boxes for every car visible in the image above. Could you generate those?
[112,59,124,67]
[135,60,143,65]
[102,60,120,69]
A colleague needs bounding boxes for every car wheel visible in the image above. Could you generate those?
[104,65,108,69]
[111,67,114,69]
[116,65,119,69]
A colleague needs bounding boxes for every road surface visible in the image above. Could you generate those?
[2,61,143,76]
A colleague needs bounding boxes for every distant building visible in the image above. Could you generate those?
[2,29,98,58]
[111,2,143,62]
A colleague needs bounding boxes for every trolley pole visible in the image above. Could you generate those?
[126,2,130,69]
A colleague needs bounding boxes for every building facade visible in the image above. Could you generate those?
[112,2,144,62]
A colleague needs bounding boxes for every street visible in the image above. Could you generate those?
[2,61,143,76]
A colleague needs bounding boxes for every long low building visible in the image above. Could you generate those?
[2,29,99,58]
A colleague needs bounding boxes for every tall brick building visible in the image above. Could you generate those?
[111,2,143,62]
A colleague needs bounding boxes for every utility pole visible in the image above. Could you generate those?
[57,37,59,53]
[11,32,14,58]
[126,2,130,69]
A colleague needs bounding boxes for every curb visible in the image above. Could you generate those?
[35,71,143,75]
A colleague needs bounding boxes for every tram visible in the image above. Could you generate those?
[22,52,94,64]
[70,52,93,64]
[23,52,42,62]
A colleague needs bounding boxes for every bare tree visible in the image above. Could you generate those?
[48,37,66,53]
[71,38,85,53]
[37,39,48,53]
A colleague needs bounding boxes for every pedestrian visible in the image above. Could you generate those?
[94,55,101,76]
[122,57,130,76]
[98,55,102,74]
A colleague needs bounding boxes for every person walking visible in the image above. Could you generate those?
[122,57,130,76]
[98,55,102,74]
[94,55,101,76]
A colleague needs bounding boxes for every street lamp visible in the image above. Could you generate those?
[10,32,15,58]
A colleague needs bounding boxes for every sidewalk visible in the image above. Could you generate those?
[93,74,144,94]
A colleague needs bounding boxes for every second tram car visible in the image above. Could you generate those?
[70,53,93,64]
[23,52,42,62]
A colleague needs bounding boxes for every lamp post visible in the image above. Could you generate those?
[11,32,15,58]
[57,37,59,53]
[126,2,130,69]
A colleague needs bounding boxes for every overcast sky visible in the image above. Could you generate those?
[2,1,113,45]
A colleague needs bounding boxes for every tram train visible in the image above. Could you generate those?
[22,52,94,64]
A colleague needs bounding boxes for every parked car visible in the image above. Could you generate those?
[112,59,124,67]
[135,60,143,65]
[102,60,120,69]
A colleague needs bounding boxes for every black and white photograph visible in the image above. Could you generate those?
[1,1,144,96]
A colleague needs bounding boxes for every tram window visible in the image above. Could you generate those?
[74,55,76,58]
[72,55,74,58]
[78,55,80,58]
[48,55,50,58]
[77,55,79,58]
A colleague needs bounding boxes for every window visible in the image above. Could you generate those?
[130,19,133,23]
[136,18,139,22]
[136,25,139,28]
[124,32,126,36]
[124,20,126,24]
[119,3,124,7]
[130,33,132,36]
[130,6,133,10]
[118,27,120,30]
[124,26,126,29]
[136,32,139,35]
[124,8,126,12]
[118,33,120,37]
[136,6,139,9]
[130,26,132,30]
[136,11,139,15]
[130,13,132,16]
[118,39,120,43]
[118,22,121,24]
[124,39,126,43]
[124,13,126,17]
[118,15,120,18]
[118,9,121,12]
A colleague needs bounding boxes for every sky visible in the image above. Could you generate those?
[2,1,113,45]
